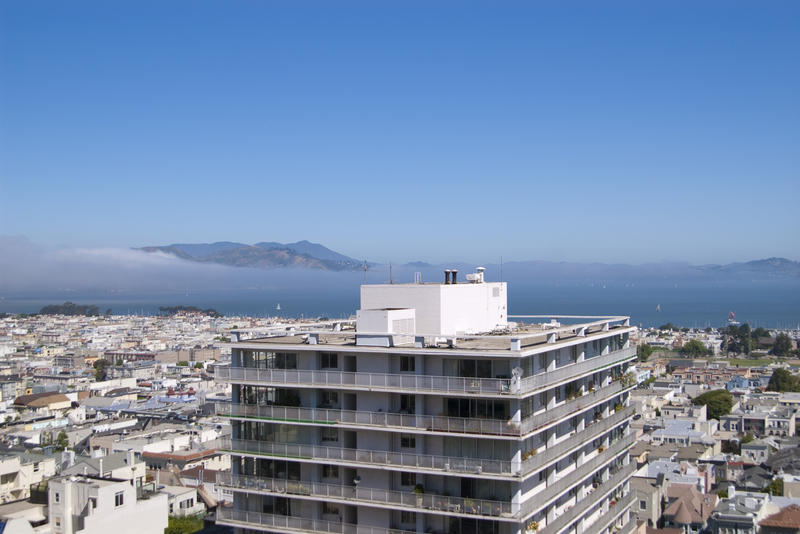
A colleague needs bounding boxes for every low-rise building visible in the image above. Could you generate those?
[48,475,168,534]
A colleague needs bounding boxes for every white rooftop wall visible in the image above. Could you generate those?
[359,281,507,336]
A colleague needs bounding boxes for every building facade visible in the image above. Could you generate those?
[216,272,637,534]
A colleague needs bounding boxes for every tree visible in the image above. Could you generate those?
[741,433,755,444]
[93,359,109,381]
[691,389,734,420]
[637,344,655,362]
[773,334,793,357]
[165,516,204,534]
[55,430,69,451]
[767,368,800,392]
[680,339,709,358]
[193,362,204,369]
[764,478,783,496]
[176,361,189,367]
[659,323,678,331]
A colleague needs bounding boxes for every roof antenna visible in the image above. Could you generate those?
[500,256,504,282]
[362,260,367,284]
[389,262,393,284]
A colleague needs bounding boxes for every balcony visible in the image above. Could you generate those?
[535,463,635,534]
[520,348,636,393]
[521,406,634,477]
[216,347,634,397]
[221,438,516,478]
[217,473,516,520]
[218,402,522,437]
[216,508,416,534]
[519,381,629,435]
[519,434,634,517]
[218,394,631,439]
[217,366,513,397]
[582,493,635,534]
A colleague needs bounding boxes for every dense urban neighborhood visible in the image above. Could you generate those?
[0,301,799,534]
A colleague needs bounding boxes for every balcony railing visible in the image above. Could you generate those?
[216,508,416,534]
[583,493,635,534]
[218,402,523,436]
[520,434,634,517]
[217,473,516,519]
[217,347,634,397]
[218,393,631,439]
[520,348,636,393]
[519,381,628,434]
[220,438,516,477]
[535,463,635,534]
[521,406,634,476]
[217,366,513,396]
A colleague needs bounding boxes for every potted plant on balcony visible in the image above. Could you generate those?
[527,519,540,533]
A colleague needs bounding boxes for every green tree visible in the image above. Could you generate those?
[741,433,754,444]
[193,362,204,369]
[767,368,800,392]
[165,516,204,534]
[55,430,69,451]
[637,344,655,362]
[659,323,678,331]
[679,339,709,358]
[176,361,189,367]
[93,359,109,381]
[692,389,734,420]
[773,334,793,357]
[764,478,783,496]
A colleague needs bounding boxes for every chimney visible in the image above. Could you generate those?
[98,458,103,478]
[444,270,451,284]
[451,269,458,284]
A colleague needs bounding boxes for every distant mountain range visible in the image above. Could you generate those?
[137,240,800,281]
[138,240,364,271]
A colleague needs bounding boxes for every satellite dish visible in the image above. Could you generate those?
[512,367,523,379]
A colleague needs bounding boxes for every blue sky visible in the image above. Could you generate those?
[1,1,798,264]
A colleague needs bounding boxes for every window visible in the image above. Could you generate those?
[401,472,416,486]
[320,353,338,369]
[400,395,415,414]
[55,518,61,527]
[400,434,416,448]
[89,498,96,510]
[115,491,124,507]
[400,356,415,372]
[169,503,174,514]
[640,500,647,510]
[539,354,547,370]
[323,502,340,515]
[180,498,194,509]
[320,391,338,407]
[321,428,338,442]
[54,492,60,503]
[33,462,40,473]
[322,465,339,479]
[401,511,417,524]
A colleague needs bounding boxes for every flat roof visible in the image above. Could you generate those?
[230,315,634,357]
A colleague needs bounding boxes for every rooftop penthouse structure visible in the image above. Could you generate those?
[216,269,637,534]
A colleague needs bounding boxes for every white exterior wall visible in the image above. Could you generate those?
[360,282,507,335]
[49,477,168,534]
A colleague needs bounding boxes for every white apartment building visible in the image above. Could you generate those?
[216,270,637,534]
[48,475,168,534]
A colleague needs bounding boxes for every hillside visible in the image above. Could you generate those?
[138,241,362,271]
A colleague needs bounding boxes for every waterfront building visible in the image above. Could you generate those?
[216,269,637,534]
